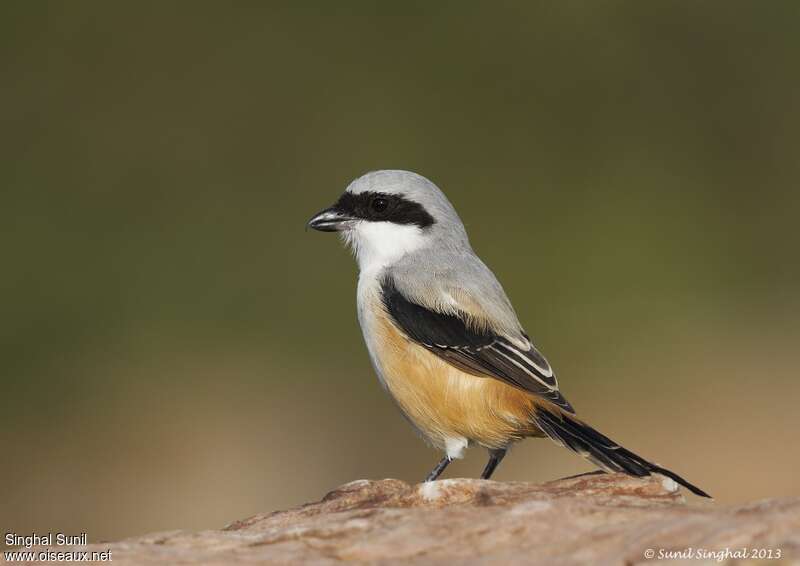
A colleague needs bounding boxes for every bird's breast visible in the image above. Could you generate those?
[356,279,542,451]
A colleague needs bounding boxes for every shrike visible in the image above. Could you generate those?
[308,170,709,497]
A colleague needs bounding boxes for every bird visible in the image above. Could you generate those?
[307,170,710,497]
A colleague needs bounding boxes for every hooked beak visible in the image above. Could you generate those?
[306,206,356,232]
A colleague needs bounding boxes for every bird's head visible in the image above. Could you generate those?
[308,170,468,271]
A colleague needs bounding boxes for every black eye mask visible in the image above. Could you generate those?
[332,191,435,229]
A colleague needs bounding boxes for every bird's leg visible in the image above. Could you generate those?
[480,448,507,480]
[424,455,452,482]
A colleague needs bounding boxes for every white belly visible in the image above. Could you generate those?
[356,271,395,394]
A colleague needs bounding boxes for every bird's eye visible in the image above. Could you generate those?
[371,197,389,213]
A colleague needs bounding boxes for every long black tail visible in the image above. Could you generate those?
[534,407,711,498]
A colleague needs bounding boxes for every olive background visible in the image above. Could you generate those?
[2,2,799,541]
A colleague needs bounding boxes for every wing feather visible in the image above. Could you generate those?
[381,277,575,413]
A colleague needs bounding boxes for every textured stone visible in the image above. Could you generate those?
[54,473,800,565]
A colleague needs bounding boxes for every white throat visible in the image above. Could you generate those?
[346,221,428,274]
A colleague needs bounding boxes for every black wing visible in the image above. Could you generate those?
[381,278,575,413]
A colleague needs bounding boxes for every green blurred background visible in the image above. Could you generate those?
[2,1,799,542]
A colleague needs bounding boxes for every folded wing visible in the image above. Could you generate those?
[381,277,575,413]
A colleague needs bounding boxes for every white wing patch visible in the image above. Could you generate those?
[490,346,556,391]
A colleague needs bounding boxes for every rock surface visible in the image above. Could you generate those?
[48,473,800,564]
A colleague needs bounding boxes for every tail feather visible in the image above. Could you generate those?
[534,407,711,498]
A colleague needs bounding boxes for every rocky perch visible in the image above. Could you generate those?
[77,473,798,564]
